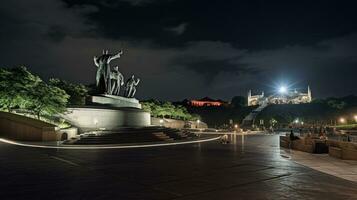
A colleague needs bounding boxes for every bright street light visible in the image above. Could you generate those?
[354,115,357,122]
[339,117,346,123]
[279,86,287,94]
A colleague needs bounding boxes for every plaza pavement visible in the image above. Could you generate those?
[0,134,357,199]
[283,148,357,182]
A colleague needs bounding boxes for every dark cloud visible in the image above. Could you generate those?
[63,0,357,49]
[0,0,356,101]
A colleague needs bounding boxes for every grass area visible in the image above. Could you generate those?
[333,124,357,129]
[4,110,71,129]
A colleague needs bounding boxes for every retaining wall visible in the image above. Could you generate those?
[0,112,59,141]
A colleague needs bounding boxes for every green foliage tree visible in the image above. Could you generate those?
[0,67,41,112]
[28,82,69,119]
[327,99,346,109]
[269,118,278,127]
[231,96,246,107]
[141,100,198,120]
[49,78,88,105]
[0,67,69,120]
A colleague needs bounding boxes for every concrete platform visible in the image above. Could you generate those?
[0,134,356,199]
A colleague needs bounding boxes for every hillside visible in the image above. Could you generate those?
[255,96,357,126]
[187,106,256,128]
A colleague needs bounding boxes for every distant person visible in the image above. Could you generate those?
[269,126,274,134]
[319,131,328,140]
[220,134,229,144]
[290,130,299,141]
[289,130,295,141]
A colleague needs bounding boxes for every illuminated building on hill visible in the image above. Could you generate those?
[189,97,227,107]
[248,86,312,106]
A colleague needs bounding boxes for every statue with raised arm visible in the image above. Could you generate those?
[93,49,123,94]
[110,66,125,95]
[125,75,140,98]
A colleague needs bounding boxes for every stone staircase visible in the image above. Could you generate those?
[241,102,268,129]
[152,132,174,141]
[63,126,196,145]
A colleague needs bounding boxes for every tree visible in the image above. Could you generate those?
[327,99,346,110]
[28,82,69,119]
[141,100,199,120]
[49,78,88,105]
[0,67,69,120]
[231,96,246,107]
[269,118,278,127]
[0,67,41,112]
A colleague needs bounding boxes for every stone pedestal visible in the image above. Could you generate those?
[90,95,141,109]
[63,106,150,132]
[63,95,150,132]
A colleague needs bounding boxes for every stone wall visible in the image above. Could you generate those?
[280,135,357,160]
[151,117,208,129]
[0,112,59,141]
[327,140,357,160]
[58,127,78,140]
[151,118,185,129]
[279,136,314,153]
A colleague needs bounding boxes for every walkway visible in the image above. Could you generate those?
[0,134,356,199]
[282,148,357,182]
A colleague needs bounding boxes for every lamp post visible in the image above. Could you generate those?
[234,124,238,133]
[93,118,98,130]
[339,117,346,124]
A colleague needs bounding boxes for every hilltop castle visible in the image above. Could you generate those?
[247,86,312,106]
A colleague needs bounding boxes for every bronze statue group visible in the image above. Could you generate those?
[94,50,140,98]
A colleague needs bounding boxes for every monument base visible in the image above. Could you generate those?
[62,106,150,132]
[62,95,150,133]
[90,95,141,109]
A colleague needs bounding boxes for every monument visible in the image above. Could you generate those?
[62,50,150,132]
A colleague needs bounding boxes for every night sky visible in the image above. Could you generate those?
[1,0,357,100]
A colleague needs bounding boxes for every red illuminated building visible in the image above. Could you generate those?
[189,97,227,107]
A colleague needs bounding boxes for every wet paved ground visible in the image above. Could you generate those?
[1,134,357,199]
